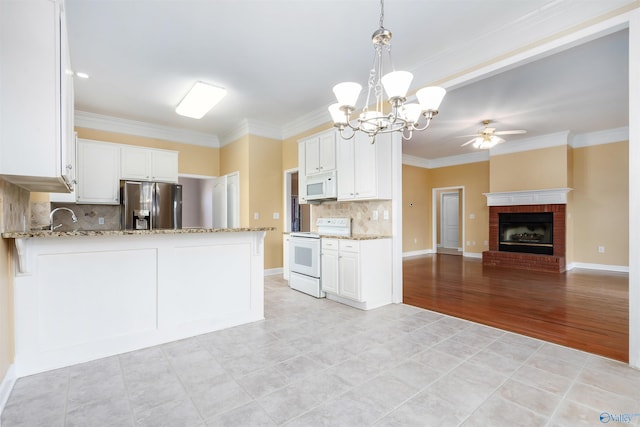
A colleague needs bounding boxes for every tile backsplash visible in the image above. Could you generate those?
[46,203,121,231]
[0,180,30,232]
[312,200,392,236]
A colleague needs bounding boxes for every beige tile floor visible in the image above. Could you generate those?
[2,275,639,426]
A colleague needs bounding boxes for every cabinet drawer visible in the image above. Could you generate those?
[339,240,359,252]
[322,238,339,250]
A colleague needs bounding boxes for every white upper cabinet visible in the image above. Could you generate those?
[121,146,179,183]
[76,139,121,205]
[337,132,392,201]
[0,0,75,192]
[301,130,337,176]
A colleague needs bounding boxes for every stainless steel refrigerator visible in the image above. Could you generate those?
[121,181,182,230]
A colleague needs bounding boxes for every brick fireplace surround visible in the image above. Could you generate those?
[483,204,567,273]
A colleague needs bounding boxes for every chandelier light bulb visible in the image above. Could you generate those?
[328,103,348,125]
[416,86,447,112]
[381,71,413,100]
[333,82,362,108]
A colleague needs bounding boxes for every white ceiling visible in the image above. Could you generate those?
[65,0,631,160]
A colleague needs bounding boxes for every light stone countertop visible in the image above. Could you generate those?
[282,232,391,240]
[2,227,275,239]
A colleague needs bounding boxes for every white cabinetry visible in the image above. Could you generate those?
[301,130,337,176]
[0,0,75,192]
[321,238,392,310]
[337,132,392,201]
[76,139,121,205]
[121,146,179,183]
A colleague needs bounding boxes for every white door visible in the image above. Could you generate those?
[441,192,459,249]
[212,175,227,228]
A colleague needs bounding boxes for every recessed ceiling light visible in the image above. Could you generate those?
[175,81,226,119]
[75,72,89,79]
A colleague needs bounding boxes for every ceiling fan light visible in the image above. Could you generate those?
[328,103,348,125]
[175,81,226,119]
[381,71,413,99]
[416,86,446,111]
[333,82,362,108]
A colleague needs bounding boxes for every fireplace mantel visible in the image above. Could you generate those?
[483,188,572,206]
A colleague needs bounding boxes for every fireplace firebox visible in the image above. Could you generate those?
[499,212,553,255]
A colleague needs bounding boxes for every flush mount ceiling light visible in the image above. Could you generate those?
[175,81,226,119]
[328,0,446,142]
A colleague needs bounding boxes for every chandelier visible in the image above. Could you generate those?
[328,0,446,142]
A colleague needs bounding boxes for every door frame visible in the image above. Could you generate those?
[283,168,297,233]
[432,186,465,255]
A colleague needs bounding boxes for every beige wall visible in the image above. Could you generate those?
[572,141,628,265]
[402,165,430,253]
[490,145,569,192]
[76,128,220,177]
[430,162,491,254]
[248,136,283,269]
[220,135,251,227]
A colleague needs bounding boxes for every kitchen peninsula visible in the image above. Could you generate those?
[2,227,273,377]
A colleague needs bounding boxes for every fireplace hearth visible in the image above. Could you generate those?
[483,204,566,273]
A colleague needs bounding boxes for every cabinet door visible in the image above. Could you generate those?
[121,146,151,180]
[151,150,179,182]
[318,131,336,172]
[321,249,339,294]
[76,140,121,204]
[336,137,355,200]
[338,251,360,301]
[353,133,377,199]
[305,137,321,175]
[283,235,290,281]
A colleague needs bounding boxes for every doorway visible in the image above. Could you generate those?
[433,187,464,255]
[284,168,310,233]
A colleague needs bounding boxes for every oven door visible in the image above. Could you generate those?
[289,236,320,278]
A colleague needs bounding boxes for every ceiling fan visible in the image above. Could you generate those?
[460,120,527,149]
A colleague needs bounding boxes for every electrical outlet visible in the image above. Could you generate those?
[273,212,279,220]
[98,217,105,225]
[598,246,605,253]
[469,213,475,219]
[372,211,379,221]
[254,212,259,220]
[414,238,417,243]
[383,210,389,220]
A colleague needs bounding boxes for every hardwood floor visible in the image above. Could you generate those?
[403,254,629,362]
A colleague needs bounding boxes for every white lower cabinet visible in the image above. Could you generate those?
[321,238,392,310]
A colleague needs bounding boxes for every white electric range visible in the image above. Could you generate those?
[289,218,351,298]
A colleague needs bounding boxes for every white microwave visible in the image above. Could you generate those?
[305,170,337,201]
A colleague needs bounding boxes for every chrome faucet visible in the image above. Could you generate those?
[49,207,79,231]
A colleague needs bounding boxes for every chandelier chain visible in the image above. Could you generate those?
[379,0,385,29]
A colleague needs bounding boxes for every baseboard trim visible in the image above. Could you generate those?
[403,249,434,258]
[463,251,483,259]
[0,364,17,420]
[566,262,629,273]
[264,267,283,276]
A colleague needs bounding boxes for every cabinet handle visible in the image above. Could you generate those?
[66,164,73,170]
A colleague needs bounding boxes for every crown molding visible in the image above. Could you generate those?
[75,111,220,148]
[221,119,284,146]
[571,126,629,148]
[427,151,490,169]
[282,106,333,140]
[490,131,571,156]
[402,154,431,169]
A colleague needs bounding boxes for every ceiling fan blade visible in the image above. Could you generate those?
[461,138,477,147]
[494,130,527,135]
